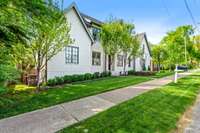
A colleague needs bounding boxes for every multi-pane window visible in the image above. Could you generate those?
[92,52,101,66]
[117,55,123,67]
[65,46,79,64]
[92,27,100,41]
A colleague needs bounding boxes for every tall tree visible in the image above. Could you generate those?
[190,35,200,64]
[100,18,139,73]
[0,0,31,47]
[100,19,121,71]
[30,3,72,88]
[162,25,194,69]
[118,21,138,74]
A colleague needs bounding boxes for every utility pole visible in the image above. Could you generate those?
[184,36,187,66]
[174,64,178,83]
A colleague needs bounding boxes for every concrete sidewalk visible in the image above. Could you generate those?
[184,95,200,133]
[0,72,191,133]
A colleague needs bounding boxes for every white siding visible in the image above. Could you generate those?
[91,41,105,73]
[47,8,92,79]
[135,37,151,71]
[111,53,134,76]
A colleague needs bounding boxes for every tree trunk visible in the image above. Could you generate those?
[123,54,127,75]
[133,56,136,71]
[36,52,41,89]
[19,63,24,83]
[105,54,107,72]
[108,55,111,71]
[44,57,47,83]
[44,43,48,84]
[158,56,160,72]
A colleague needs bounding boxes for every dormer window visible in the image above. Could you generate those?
[92,27,100,41]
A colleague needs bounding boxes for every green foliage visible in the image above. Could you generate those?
[47,72,112,86]
[100,71,110,77]
[151,44,168,70]
[100,18,140,73]
[0,65,20,84]
[93,72,100,79]
[0,0,31,46]
[100,19,121,56]
[84,73,93,80]
[0,0,72,87]
[128,70,135,75]
[55,77,64,85]
[63,75,72,83]
[161,25,194,67]
[152,25,196,70]
[190,35,200,62]
[0,44,20,84]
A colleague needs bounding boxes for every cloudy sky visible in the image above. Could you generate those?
[62,0,200,44]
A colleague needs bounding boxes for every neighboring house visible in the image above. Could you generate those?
[135,33,152,72]
[47,2,152,79]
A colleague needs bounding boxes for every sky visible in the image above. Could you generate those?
[62,0,200,44]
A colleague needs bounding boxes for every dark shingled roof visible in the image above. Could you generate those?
[80,13,103,27]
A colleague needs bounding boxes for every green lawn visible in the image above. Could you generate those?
[0,76,153,119]
[59,73,200,133]
[152,71,174,78]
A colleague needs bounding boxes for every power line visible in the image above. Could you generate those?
[184,0,200,32]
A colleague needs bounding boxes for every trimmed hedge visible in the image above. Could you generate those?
[47,71,111,86]
[128,70,155,76]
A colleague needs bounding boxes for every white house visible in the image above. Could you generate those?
[135,33,152,72]
[47,2,152,79]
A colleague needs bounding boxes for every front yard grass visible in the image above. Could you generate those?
[0,76,152,119]
[153,71,174,78]
[59,73,200,133]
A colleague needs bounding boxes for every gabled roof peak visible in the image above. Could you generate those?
[64,2,94,43]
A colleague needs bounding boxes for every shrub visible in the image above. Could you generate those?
[128,70,135,75]
[108,71,112,76]
[100,71,111,77]
[93,72,100,79]
[63,75,72,83]
[0,65,20,85]
[55,77,64,85]
[134,71,155,76]
[47,79,56,86]
[71,75,85,82]
[84,73,92,80]
[47,71,112,86]
[77,74,85,81]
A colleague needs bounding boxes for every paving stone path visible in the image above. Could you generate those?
[0,72,191,133]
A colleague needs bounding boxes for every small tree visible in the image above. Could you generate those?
[129,36,140,71]
[117,21,141,74]
[100,19,121,71]
[152,44,167,71]
[30,4,72,88]
[100,18,139,73]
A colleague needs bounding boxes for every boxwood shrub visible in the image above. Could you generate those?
[47,71,112,86]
